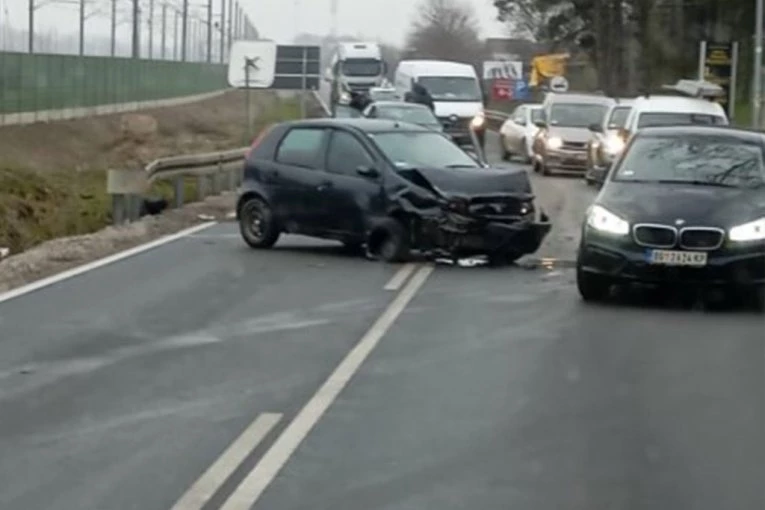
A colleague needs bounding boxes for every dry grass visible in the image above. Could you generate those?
[0,90,302,254]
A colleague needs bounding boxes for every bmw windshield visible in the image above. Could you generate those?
[615,134,765,188]
[370,131,479,169]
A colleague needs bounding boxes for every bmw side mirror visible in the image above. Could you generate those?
[356,165,379,178]
[588,123,603,132]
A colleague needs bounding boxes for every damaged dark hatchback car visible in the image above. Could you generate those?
[236,118,551,263]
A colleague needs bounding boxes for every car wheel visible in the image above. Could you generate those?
[576,266,611,302]
[367,218,410,262]
[239,196,280,249]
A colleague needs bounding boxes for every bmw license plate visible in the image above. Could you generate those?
[647,249,707,266]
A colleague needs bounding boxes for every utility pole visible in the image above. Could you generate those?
[174,10,179,60]
[148,0,154,58]
[132,0,140,58]
[219,0,226,62]
[161,3,167,59]
[754,0,763,128]
[206,0,212,61]
[78,0,85,55]
[181,0,188,61]
[28,0,34,53]
[110,0,116,56]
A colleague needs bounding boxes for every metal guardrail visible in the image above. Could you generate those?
[107,91,331,225]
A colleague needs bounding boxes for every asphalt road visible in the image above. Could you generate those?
[0,130,762,510]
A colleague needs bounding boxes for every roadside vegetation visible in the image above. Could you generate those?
[0,91,301,254]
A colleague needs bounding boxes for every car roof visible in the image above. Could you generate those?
[398,59,476,77]
[373,101,425,107]
[630,95,724,115]
[635,124,765,142]
[546,93,615,105]
[285,117,430,133]
[613,99,634,106]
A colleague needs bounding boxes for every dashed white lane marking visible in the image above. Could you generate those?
[219,265,434,509]
[383,263,418,290]
[0,222,217,305]
[170,413,282,510]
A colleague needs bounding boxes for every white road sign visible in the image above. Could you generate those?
[482,60,522,80]
[228,40,276,88]
[550,75,569,92]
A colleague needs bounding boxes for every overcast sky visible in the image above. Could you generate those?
[1,0,508,50]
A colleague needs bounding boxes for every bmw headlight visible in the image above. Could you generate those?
[547,136,563,150]
[729,217,765,242]
[587,205,629,235]
[603,134,625,154]
[470,112,485,129]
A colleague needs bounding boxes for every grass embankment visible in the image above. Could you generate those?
[0,91,303,254]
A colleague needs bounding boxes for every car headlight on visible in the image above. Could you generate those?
[339,91,351,103]
[470,112,485,129]
[587,205,629,235]
[603,134,625,154]
[729,217,765,242]
[547,136,563,150]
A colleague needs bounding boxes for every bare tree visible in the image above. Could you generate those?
[404,0,484,65]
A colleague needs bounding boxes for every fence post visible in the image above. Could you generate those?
[173,176,185,207]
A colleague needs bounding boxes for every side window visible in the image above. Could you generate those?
[275,128,326,168]
[366,106,377,117]
[326,131,374,176]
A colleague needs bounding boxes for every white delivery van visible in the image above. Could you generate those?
[394,60,486,147]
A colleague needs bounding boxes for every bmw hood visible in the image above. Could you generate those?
[397,166,532,196]
[599,182,765,227]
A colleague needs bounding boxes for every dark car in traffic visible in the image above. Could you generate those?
[362,101,443,132]
[236,118,551,263]
[576,125,765,307]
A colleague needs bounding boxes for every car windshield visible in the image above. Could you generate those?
[417,76,482,101]
[369,90,397,102]
[334,105,363,118]
[342,59,382,77]
[370,131,479,168]
[377,105,439,125]
[608,106,630,128]
[614,134,765,188]
[549,103,609,128]
[637,112,727,128]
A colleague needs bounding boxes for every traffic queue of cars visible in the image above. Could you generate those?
[498,79,764,307]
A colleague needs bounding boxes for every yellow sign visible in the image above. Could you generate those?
[529,53,569,86]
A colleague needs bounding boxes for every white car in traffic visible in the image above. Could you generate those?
[499,103,543,162]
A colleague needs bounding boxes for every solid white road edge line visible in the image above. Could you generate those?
[0,222,217,305]
[169,413,282,510]
[219,264,435,509]
[383,263,417,291]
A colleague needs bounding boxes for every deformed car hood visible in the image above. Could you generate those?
[397,166,532,196]
[600,181,765,226]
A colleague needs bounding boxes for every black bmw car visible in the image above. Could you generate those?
[236,118,550,263]
[576,125,765,306]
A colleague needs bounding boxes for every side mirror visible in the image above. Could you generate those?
[588,123,603,132]
[356,165,379,178]
[534,120,547,128]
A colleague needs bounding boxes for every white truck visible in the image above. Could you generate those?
[393,60,487,149]
[325,42,388,113]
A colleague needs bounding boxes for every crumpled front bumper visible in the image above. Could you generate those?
[439,214,552,257]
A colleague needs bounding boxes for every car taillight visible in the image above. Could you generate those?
[245,124,273,158]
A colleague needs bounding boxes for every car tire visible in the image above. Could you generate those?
[576,266,611,302]
[367,218,410,262]
[239,196,280,249]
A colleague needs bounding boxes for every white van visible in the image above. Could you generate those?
[394,60,485,147]
[622,95,728,136]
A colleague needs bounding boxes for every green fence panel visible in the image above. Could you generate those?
[0,51,228,114]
